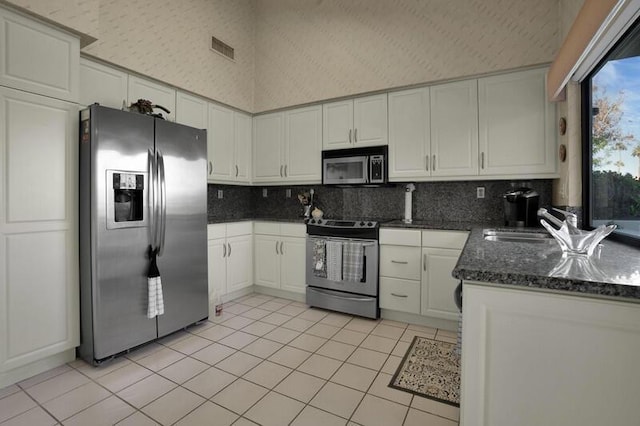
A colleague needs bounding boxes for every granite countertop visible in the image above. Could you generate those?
[453,227,640,303]
[381,219,502,231]
[208,217,307,224]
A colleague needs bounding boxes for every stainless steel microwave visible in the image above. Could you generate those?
[322,146,387,185]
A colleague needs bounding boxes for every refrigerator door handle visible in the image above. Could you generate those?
[157,150,167,256]
[148,149,157,250]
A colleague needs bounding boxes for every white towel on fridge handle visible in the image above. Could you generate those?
[147,246,164,318]
[326,241,343,282]
[147,276,165,318]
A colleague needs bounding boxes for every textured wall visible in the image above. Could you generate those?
[2,0,100,42]
[81,0,255,112]
[3,0,256,112]
[559,0,586,41]
[254,0,559,112]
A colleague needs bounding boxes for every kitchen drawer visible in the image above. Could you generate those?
[380,229,421,246]
[207,224,226,240]
[380,277,421,314]
[254,221,280,235]
[280,223,306,237]
[422,230,469,249]
[380,245,421,281]
[227,221,252,237]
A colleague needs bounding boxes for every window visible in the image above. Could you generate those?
[583,18,640,246]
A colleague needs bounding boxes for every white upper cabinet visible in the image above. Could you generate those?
[478,68,556,176]
[80,58,128,109]
[388,88,430,179]
[323,100,354,149]
[208,103,234,181]
[353,94,388,147]
[431,80,479,177]
[234,112,252,183]
[176,91,208,129]
[285,105,322,182]
[198,101,251,184]
[128,76,176,121]
[0,7,79,103]
[253,112,285,182]
[253,106,321,184]
[323,94,388,150]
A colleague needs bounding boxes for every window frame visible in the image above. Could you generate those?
[581,18,640,248]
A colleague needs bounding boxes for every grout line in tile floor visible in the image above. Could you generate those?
[0,293,459,426]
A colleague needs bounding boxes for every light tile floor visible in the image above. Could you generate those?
[0,293,460,426]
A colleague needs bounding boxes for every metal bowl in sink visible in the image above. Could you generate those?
[483,229,553,243]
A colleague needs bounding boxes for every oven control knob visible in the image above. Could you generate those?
[309,219,315,224]
[359,221,365,226]
[367,222,373,227]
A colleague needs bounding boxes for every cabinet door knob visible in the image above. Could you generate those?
[432,155,436,171]
[280,241,284,254]
[228,243,231,257]
[275,241,279,254]
[284,165,287,177]
[208,161,212,175]
[391,293,408,298]
[280,165,283,177]
[223,243,227,257]
[391,260,408,264]
[426,155,429,171]
[423,253,427,271]
[235,165,239,177]
[354,128,358,143]
[481,152,485,169]
[349,129,352,143]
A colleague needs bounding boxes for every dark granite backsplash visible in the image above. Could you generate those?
[207,184,253,221]
[208,180,553,223]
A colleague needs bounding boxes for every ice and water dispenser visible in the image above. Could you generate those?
[106,170,147,229]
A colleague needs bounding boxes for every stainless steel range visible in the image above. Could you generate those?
[305,219,379,319]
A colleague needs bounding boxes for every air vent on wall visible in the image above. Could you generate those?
[211,36,234,60]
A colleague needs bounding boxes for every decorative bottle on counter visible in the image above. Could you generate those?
[215,294,223,316]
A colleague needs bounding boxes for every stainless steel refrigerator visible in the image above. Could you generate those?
[79,105,208,364]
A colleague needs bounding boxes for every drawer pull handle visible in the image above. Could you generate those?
[391,260,408,264]
[391,293,408,298]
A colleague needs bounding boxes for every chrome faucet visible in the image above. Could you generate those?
[537,208,578,229]
[552,208,578,228]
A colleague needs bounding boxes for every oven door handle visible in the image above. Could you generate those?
[315,289,375,303]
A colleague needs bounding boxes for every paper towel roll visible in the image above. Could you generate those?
[404,190,412,223]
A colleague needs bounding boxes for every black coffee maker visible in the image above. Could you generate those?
[503,186,539,227]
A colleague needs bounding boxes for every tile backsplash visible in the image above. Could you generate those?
[208,180,553,223]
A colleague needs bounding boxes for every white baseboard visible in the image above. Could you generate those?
[252,285,305,302]
[381,308,457,331]
[0,348,76,389]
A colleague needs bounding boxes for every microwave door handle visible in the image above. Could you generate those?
[364,158,369,184]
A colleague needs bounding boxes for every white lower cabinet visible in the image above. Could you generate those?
[380,277,421,314]
[379,229,422,314]
[421,230,468,321]
[421,247,462,320]
[461,283,640,426]
[207,222,252,312]
[0,86,79,386]
[254,222,306,293]
[379,228,468,322]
